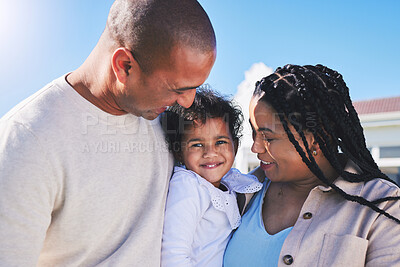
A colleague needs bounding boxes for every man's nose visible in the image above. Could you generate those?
[177,89,196,108]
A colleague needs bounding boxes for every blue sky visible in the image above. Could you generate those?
[1,0,399,117]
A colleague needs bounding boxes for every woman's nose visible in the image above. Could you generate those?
[251,136,266,154]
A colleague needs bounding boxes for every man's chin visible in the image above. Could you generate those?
[141,111,161,121]
[125,107,162,120]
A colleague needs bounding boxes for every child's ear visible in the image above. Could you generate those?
[233,138,239,156]
[173,151,184,166]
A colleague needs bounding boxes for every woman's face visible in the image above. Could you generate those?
[249,98,317,183]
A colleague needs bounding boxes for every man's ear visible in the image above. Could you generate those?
[111,48,137,84]
[233,138,239,156]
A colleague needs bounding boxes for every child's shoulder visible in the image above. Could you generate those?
[222,168,263,194]
[172,166,197,177]
[171,166,203,184]
[169,167,216,203]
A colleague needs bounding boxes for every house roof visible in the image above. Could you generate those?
[353,96,400,115]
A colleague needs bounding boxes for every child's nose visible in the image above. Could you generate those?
[203,145,218,158]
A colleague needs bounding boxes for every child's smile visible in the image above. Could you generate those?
[181,117,236,187]
[200,162,224,168]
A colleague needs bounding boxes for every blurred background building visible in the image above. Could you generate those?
[354,97,400,184]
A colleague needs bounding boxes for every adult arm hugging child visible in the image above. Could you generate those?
[160,88,262,267]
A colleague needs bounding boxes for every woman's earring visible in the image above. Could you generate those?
[312,150,317,156]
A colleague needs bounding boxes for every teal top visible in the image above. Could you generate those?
[223,180,292,267]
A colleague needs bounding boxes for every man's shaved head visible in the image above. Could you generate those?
[106,0,216,72]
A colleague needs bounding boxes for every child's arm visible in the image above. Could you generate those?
[161,172,203,267]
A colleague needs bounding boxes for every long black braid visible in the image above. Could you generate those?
[254,64,400,224]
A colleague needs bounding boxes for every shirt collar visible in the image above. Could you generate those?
[317,159,364,195]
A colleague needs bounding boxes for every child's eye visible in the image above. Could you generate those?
[216,140,228,145]
[191,143,203,148]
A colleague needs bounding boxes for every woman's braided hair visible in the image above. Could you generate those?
[255,64,400,224]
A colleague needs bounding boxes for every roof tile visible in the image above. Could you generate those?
[353,96,400,114]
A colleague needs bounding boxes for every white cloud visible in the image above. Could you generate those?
[233,62,273,172]
[234,62,273,146]
[234,63,273,117]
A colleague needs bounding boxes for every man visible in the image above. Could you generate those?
[0,0,216,265]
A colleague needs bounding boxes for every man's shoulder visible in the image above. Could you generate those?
[2,75,72,123]
[1,75,81,134]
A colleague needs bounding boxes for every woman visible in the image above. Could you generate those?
[223,64,400,266]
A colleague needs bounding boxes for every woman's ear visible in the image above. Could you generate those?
[304,130,320,156]
[309,134,321,156]
[111,48,137,84]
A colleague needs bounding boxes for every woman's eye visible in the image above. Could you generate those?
[261,133,274,143]
[216,140,228,145]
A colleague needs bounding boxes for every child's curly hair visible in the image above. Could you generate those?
[160,86,243,157]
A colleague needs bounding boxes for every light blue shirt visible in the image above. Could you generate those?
[223,180,292,267]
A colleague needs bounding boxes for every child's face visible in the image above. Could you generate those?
[181,117,236,187]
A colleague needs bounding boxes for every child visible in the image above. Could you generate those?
[160,88,262,267]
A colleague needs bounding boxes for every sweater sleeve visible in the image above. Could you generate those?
[0,121,55,266]
[366,184,400,266]
[161,171,205,267]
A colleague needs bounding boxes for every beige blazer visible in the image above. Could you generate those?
[245,161,400,267]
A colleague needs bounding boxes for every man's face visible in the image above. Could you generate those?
[118,46,216,120]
